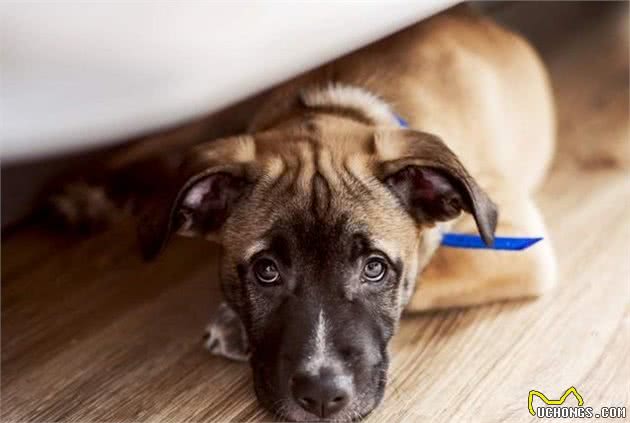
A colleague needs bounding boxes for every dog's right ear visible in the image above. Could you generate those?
[137,137,256,260]
[375,130,498,246]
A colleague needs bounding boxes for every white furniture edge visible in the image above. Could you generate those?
[0,1,455,162]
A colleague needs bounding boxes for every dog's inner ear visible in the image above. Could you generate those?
[385,166,467,223]
[379,131,498,245]
[177,172,247,236]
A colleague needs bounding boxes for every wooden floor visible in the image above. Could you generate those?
[2,3,629,422]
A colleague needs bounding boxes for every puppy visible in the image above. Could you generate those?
[54,5,557,421]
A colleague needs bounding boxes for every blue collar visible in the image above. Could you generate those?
[395,114,409,128]
[394,113,542,251]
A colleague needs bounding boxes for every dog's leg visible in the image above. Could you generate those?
[203,302,250,362]
[407,189,557,311]
[48,180,121,233]
[46,157,177,234]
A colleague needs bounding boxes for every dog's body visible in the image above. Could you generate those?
[54,6,556,421]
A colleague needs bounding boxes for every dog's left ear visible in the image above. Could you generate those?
[376,130,498,245]
[136,136,256,260]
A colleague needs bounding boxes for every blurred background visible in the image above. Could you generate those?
[1,0,449,226]
[1,1,627,228]
[2,2,628,422]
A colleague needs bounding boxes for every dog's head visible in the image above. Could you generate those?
[138,115,496,421]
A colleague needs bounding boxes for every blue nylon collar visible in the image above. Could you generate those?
[441,233,542,250]
[395,114,409,128]
[394,113,542,251]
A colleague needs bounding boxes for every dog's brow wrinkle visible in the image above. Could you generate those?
[245,241,268,261]
[232,136,256,162]
[316,148,342,188]
[296,142,316,193]
[373,239,399,261]
[311,172,331,219]
[265,156,285,181]
[344,155,376,199]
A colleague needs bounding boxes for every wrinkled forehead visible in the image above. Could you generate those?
[224,137,416,263]
[244,212,369,265]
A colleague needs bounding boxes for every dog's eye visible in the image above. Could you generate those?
[254,259,280,285]
[362,258,387,283]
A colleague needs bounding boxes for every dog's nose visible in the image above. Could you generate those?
[291,369,351,418]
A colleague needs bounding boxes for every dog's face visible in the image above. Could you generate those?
[139,116,496,421]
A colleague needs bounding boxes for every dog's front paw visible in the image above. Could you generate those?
[203,302,250,362]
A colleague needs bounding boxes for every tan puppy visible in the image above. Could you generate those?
[55,6,556,421]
